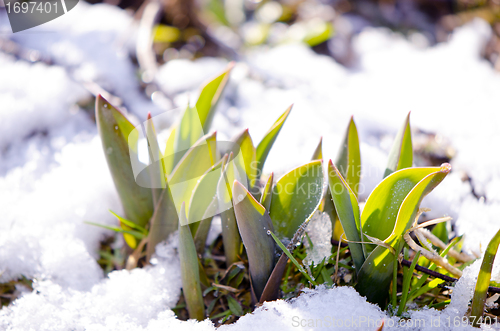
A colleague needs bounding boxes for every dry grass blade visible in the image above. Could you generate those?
[418,228,474,263]
[409,216,451,231]
[212,283,242,293]
[126,237,148,270]
[403,231,462,277]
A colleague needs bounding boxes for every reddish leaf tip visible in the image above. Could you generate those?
[147,112,152,120]
[405,111,411,122]
[96,94,109,107]
[440,163,451,173]
[232,180,247,202]
[226,61,236,71]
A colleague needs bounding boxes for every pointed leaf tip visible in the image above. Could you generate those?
[335,117,361,197]
[96,95,153,228]
[441,163,451,173]
[226,61,236,71]
[255,105,292,176]
[383,113,413,178]
[311,137,323,160]
[232,180,246,200]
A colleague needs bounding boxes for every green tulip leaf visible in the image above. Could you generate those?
[146,112,166,205]
[163,127,177,176]
[327,160,364,273]
[196,63,233,133]
[269,160,324,239]
[178,203,205,321]
[331,117,360,243]
[169,132,218,218]
[218,154,245,266]
[311,137,323,160]
[233,180,275,300]
[335,116,361,197]
[255,105,292,177]
[146,187,179,263]
[167,64,232,170]
[259,211,313,303]
[173,105,206,167]
[96,95,153,227]
[230,129,257,187]
[471,228,500,326]
[260,173,274,211]
[384,112,412,178]
[361,166,446,254]
[189,155,228,254]
[356,164,451,308]
[188,155,226,225]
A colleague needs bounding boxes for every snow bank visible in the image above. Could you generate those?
[1,1,500,329]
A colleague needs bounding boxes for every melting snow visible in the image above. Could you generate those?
[304,211,332,266]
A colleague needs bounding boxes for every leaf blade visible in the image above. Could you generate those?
[96,95,154,227]
[255,105,292,176]
[327,160,364,273]
[356,164,451,307]
[146,187,179,262]
[471,228,500,326]
[269,160,324,239]
[361,166,446,250]
[335,117,361,197]
[230,129,257,187]
[196,63,233,133]
[384,112,413,178]
[260,173,274,211]
[168,132,218,217]
[233,180,275,300]
[178,203,205,321]
[311,137,323,160]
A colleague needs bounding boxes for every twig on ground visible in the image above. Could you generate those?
[331,238,500,294]
[404,231,463,277]
[418,228,474,263]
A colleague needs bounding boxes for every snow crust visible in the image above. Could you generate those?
[304,212,332,266]
[1,2,500,329]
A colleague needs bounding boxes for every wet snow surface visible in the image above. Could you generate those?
[1,2,500,330]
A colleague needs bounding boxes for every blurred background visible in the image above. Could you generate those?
[35,0,500,67]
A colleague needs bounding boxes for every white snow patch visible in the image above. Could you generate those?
[304,211,333,266]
